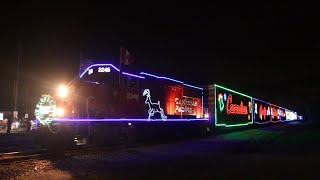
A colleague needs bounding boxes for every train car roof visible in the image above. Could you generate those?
[80,63,203,91]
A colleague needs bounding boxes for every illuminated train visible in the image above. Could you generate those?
[34,63,303,147]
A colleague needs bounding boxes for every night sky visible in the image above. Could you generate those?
[0,2,319,112]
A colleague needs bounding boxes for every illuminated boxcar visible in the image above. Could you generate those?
[204,84,301,129]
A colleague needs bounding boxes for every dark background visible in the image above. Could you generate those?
[0,2,319,116]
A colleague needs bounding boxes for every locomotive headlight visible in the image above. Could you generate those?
[58,85,68,98]
[56,108,65,117]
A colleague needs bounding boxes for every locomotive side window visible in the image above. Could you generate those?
[125,76,139,89]
[129,78,137,88]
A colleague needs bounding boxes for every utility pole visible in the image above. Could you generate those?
[14,41,21,113]
[8,41,21,133]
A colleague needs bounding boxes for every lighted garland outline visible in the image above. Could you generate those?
[214,84,254,127]
[34,94,56,126]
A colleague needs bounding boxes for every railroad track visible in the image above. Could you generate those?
[0,138,176,165]
[0,149,49,163]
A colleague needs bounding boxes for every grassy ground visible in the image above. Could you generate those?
[13,121,320,179]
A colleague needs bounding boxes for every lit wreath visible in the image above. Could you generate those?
[34,94,56,126]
